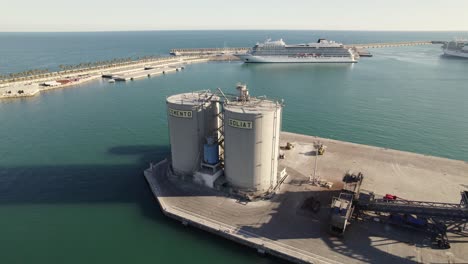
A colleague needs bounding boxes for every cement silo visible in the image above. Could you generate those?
[166,91,220,175]
[223,85,282,194]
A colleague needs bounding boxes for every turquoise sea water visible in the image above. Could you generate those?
[1,30,468,74]
[0,31,467,263]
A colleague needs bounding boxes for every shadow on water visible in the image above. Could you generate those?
[0,145,171,227]
[0,144,283,264]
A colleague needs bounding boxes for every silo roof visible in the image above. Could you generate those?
[167,92,218,106]
[224,98,281,114]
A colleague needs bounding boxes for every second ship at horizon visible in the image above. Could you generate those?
[235,38,358,63]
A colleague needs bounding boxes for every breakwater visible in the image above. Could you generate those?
[0,56,212,99]
[170,41,440,57]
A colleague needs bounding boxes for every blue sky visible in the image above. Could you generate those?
[2,0,468,31]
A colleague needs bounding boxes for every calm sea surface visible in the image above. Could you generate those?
[0,31,467,263]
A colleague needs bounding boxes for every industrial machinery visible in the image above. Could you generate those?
[313,141,326,155]
[329,172,364,235]
[359,192,468,220]
[285,142,295,150]
[318,144,326,155]
[357,190,468,248]
[328,172,468,248]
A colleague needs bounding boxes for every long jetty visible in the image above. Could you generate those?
[346,41,432,49]
[171,48,249,56]
[112,68,179,82]
[170,41,442,57]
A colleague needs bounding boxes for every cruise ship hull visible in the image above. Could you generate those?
[236,54,357,63]
[443,49,468,58]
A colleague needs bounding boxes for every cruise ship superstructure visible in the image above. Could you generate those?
[236,38,357,63]
[443,39,468,58]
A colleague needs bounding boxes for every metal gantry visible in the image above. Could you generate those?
[359,194,468,220]
[329,172,468,248]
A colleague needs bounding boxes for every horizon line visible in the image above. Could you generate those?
[1,28,468,33]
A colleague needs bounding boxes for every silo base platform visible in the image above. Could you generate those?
[144,132,468,264]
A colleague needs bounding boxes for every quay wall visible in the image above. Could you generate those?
[144,160,337,264]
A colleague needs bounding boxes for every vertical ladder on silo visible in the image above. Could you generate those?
[216,110,225,166]
[213,87,229,167]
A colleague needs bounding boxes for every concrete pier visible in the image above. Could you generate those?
[102,67,151,78]
[145,132,468,264]
[102,61,187,79]
[113,68,179,81]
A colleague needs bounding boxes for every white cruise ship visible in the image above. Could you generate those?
[443,40,468,58]
[236,38,357,63]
